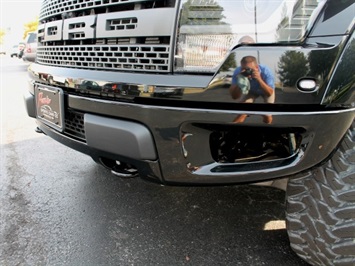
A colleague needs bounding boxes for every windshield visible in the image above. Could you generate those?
[27,33,37,43]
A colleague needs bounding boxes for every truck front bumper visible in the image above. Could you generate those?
[24,83,355,185]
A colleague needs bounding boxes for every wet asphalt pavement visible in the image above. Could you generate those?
[0,56,309,265]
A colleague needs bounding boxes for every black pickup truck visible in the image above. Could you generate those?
[24,0,354,264]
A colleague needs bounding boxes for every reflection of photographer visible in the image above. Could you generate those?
[229,56,275,123]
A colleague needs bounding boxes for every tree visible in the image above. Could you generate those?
[277,51,309,87]
[23,18,38,39]
[308,48,339,82]
[219,53,236,72]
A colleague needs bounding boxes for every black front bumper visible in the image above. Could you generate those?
[24,83,355,185]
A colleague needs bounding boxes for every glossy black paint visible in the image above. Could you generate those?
[28,92,354,185]
[309,0,354,37]
[201,38,344,106]
[323,31,355,106]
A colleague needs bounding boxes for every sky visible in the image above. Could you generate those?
[1,0,42,45]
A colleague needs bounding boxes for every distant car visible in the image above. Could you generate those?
[152,87,184,98]
[102,83,141,96]
[22,32,37,62]
[79,80,101,92]
[10,45,18,57]
[10,43,25,57]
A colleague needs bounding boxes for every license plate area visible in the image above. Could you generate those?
[35,84,64,131]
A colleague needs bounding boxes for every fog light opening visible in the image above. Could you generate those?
[210,127,303,164]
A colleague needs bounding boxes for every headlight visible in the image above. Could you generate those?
[174,0,324,73]
[174,0,238,73]
[175,26,237,73]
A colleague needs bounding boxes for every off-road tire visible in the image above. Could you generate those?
[286,121,355,265]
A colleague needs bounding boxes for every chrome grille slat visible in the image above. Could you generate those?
[40,0,160,20]
[37,44,170,72]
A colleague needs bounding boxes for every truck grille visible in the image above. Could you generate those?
[38,0,176,73]
[37,44,170,71]
[64,110,86,141]
[40,0,149,20]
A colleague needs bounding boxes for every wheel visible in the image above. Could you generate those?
[286,121,355,265]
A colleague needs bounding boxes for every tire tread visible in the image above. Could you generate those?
[286,121,355,265]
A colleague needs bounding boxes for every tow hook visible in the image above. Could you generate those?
[111,161,138,178]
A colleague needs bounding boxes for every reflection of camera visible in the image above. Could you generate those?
[241,68,253,77]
